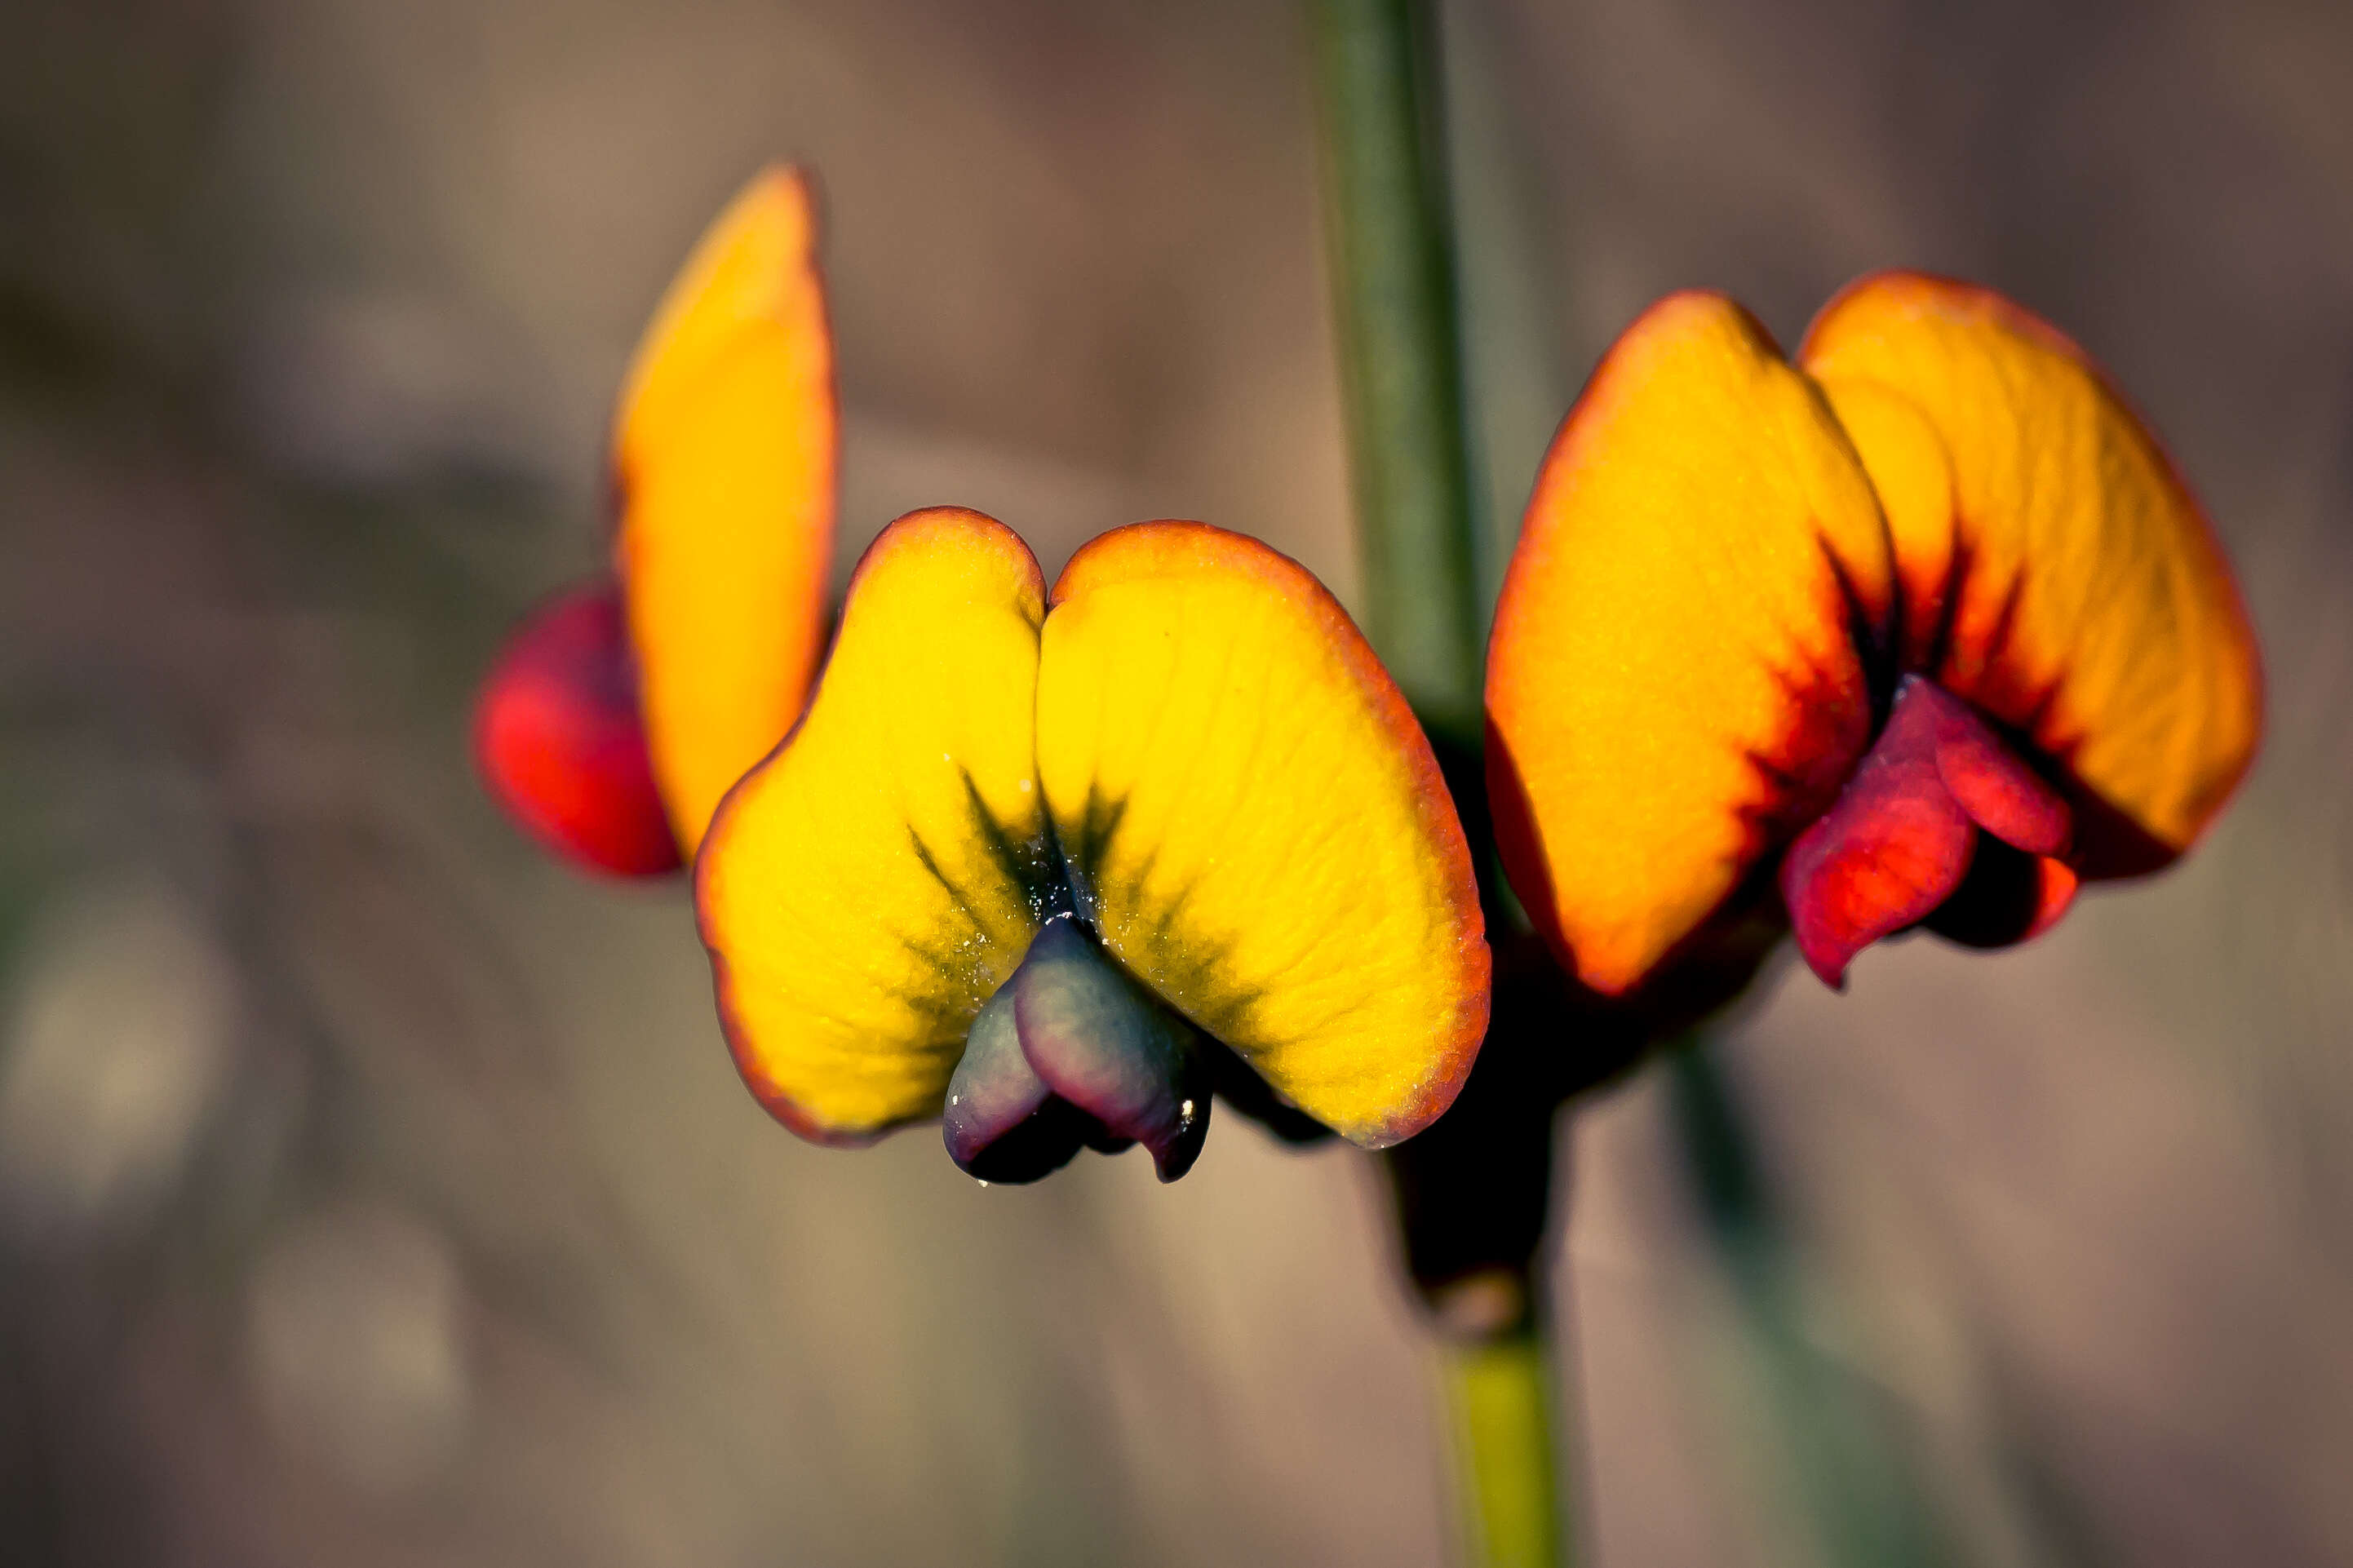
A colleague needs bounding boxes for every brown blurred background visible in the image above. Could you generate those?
[4,0,2351,1563]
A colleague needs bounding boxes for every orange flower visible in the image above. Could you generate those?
[1486,274,2262,992]
[473,168,835,875]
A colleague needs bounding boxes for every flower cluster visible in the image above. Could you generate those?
[476,170,1487,1178]
[476,171,2262,1184]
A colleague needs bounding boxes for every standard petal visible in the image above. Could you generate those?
[472,583,680,878]
[1035,522,1488,1147]
[614,167,836,852]
[697,509,1057,1141]
[1485,291,1897,995]
[1799,272,2262,874]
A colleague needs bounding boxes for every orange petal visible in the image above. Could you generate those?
[2025,855,2080,937]
[1486,292,1896,995]
[1036,523,1488,1145]
[614,167,836,853]
[696,510,1052,1142]
[1800,273,2262,874]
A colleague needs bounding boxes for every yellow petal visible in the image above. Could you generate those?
[1486,291,1896,995]
[615,166,836,852]
[696,509,1053,1141]
[1035,523,1488,1145]
[1800,273,2262,870]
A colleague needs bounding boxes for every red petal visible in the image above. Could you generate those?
[472,583,683,878]
[1780,675,2076,986]
[1925,684,2072,856]
[1779,686,1974,989]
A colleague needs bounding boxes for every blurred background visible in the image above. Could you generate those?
[4,0,2351,1562]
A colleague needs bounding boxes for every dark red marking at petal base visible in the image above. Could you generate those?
[1780,675,2072,987]
[472,582,683,878]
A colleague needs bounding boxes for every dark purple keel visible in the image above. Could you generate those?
[942,917,1211,1183]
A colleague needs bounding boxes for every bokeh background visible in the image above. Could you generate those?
[5,0,2351,1563]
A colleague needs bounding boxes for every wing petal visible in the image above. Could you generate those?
[1036,522,1488,1146]
[697,510,1053,1141]
[1486,292,1896,994]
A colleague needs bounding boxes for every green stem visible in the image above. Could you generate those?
[1440,1327,1569,1568]
[1308,0,1485,745]
[1309,2,1569,1562]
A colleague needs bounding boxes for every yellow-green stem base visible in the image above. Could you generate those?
[1439,1327,1568,1568]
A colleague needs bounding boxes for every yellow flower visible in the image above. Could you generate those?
[698,510,1491,1179]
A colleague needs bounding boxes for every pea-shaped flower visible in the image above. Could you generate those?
[474,168,835,874]
[698,509,1491,1180]
[1487,274,2262,993]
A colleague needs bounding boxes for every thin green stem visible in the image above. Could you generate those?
[1440,1327,1569,1568]
[1307,0,1485,746]
[1309,1,1570,1562]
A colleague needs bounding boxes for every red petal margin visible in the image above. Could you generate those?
[1780,675,2072,987]
[472,582,684,878]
